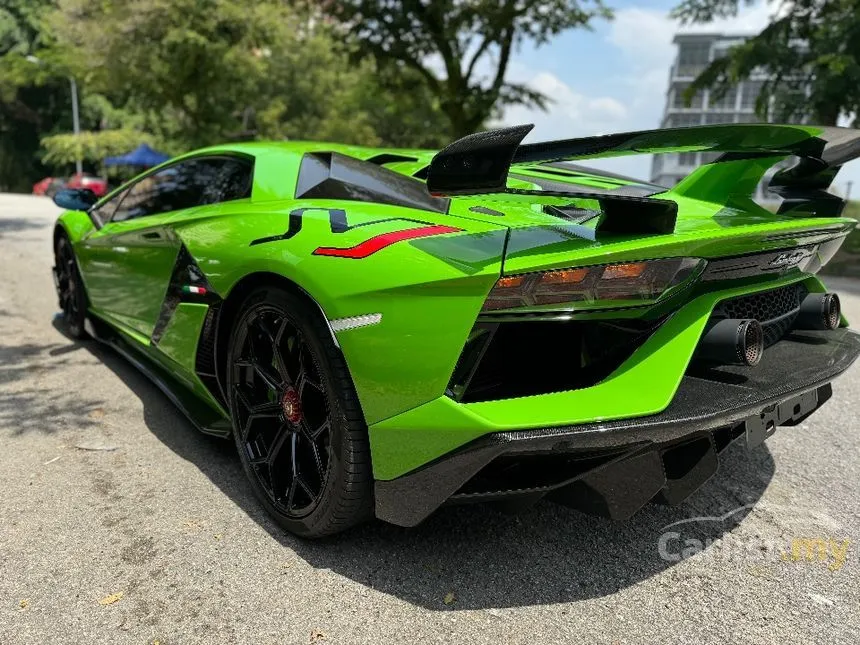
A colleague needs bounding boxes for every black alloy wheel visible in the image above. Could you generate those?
[227,286,372,537]
[54,234,88,339]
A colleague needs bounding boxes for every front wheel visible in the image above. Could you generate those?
[54,233,89,339]
[226,286,373,538]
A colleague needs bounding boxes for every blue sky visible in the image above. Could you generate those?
[497,0,860,196]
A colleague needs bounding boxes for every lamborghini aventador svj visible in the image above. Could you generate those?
[51,123,860,537]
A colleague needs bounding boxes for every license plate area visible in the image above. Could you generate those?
[744,386,828,449]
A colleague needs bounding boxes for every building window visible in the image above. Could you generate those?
[677,42,711,77]
[669,113,703,127]
[705,113,734,124]
[735,113,761,123]
[678,152,698,167]
[708,86,737,110]
[701,152,722,164]
[740,81,763,110]
[671,83,704,109]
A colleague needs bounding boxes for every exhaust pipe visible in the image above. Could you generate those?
[795,293,841,330]
[696,318,764,366]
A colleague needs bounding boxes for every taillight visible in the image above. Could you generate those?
[482,257,704,312]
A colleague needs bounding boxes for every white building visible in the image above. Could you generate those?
[650,33,799,197]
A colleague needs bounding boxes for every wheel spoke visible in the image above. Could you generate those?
[301,427,326,479]
[233,384,253,411]
[309,419,330,441]
[252,360,282,392]
[254,315,277,345]
[248,401,281,417]
[285,434,300,511]
[266,423,292,467]
[248,452,268,465]
[234,385,276,441]
[273,345,293,388]
[297,477,315,500]
[298,370,323,397]
[290,432,298,476]
[255,315,299,386]
[285,477,298,511]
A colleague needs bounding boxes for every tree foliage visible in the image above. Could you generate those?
[40,129,154,165]
[0,0,78,190]
[0,0,606,191]
[324,0,612,137]
[673,0,860,125]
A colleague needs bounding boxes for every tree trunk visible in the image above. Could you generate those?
[813,102,840,126]
[444,102,472,139]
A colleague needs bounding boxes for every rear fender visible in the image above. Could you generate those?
[173,200,507,425]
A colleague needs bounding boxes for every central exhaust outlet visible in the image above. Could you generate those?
[696,318,764,366]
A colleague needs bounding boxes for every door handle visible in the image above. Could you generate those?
[141,231,162,240]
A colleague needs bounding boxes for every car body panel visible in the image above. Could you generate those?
[153,302,224,411]
[75,213,185,336]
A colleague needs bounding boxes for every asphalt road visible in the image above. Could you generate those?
[1,193,859,645]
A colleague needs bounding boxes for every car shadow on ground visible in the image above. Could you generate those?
[0,216,50,238]
[58,326,776,611]
[0,335,107,436]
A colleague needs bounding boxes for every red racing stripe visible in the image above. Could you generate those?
[312,225,462,259]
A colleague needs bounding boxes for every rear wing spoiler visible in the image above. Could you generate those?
[426,123,860,220]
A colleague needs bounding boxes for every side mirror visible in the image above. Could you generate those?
[53,188,98,212]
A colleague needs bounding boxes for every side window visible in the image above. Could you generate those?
[91,186,130,226]
[112,160,204,222]
[199,157,253,205]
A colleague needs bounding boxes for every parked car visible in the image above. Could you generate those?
[32,177,65,197]
[64,173,109,197]
[49,124,860,537]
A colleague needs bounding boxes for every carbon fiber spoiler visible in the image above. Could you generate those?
[426,123,860,218]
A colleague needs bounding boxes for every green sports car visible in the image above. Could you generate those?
[52,123,860,537]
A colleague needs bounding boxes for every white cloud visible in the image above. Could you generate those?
[503,68,628,137]
[607,8,678,71]
[500,2,776,180]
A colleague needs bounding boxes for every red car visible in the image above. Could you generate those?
[32,177,65,197]
[64,173,109,197]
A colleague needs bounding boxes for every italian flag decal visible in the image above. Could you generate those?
[182,285,207,295]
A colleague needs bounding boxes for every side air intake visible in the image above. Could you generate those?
[296,151,449,214]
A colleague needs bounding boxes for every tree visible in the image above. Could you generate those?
[0,0,460,191]
[324,0,612,138]
[0,0,82,190]
[48,0,452,149]
[673,0,860,126]
[40,129,155,166]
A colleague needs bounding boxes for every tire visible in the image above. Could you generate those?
[54,233,89,339]
[226,285,373,538]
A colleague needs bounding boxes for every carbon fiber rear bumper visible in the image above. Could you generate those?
[374,328,860,527]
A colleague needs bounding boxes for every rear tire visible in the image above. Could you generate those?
[226,285,373,538]
[54,233,89,339]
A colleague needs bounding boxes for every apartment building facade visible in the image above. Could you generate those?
[650,33,795,196]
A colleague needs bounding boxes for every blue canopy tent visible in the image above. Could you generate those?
[104,143,170,168]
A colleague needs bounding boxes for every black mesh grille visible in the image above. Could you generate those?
[195,304,219,376]
[713,283,808,347]
[449,317,664,402]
